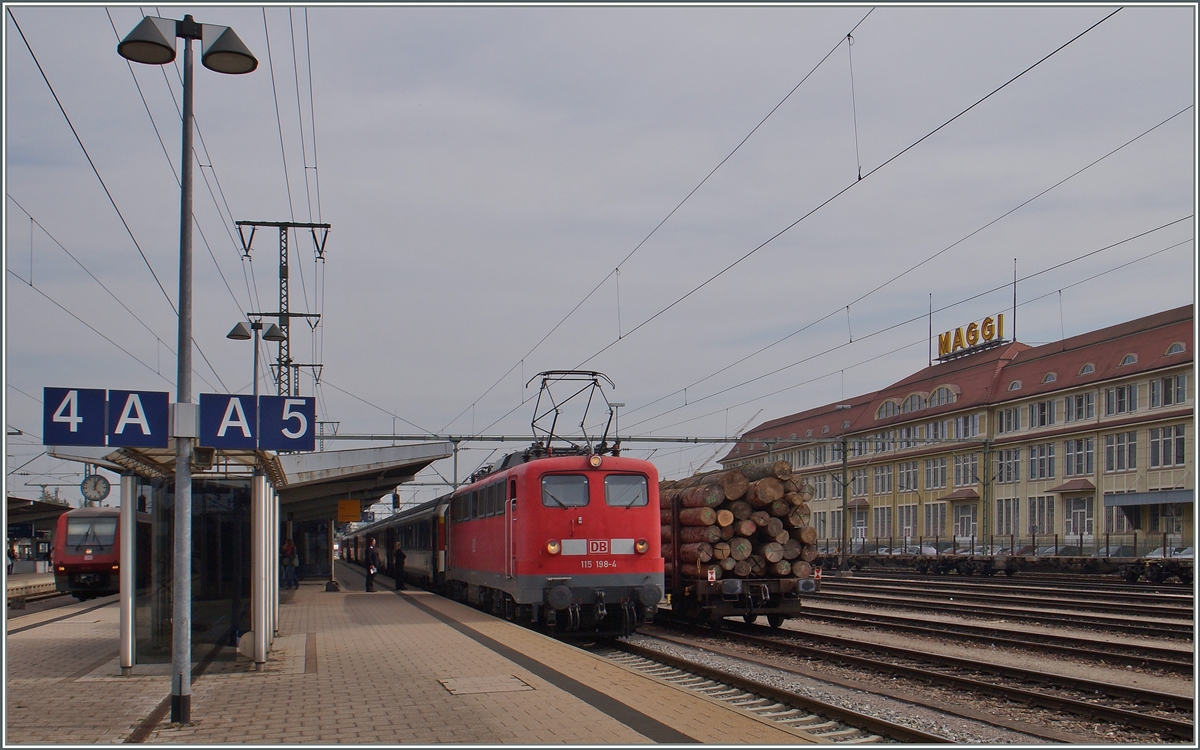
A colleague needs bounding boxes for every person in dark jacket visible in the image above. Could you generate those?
[392,542,407,591]
[364,537,380,592]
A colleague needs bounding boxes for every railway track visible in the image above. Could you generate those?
[592,640,951,743]
[808,588,1194,640]
[796,605,1194,674]
[650,620,1194,740]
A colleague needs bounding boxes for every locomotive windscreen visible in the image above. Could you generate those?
[604,475,648,507]
[66,517,117,549]
[541,475,588,507]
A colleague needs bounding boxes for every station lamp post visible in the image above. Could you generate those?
[834,404,853,574]
[118,13,256,724]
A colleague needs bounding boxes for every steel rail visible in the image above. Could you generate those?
[600,640,951,744]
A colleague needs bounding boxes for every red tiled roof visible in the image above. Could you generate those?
[724,305,1192,464]
[941,488,980,500]
[1048,478,1096,493]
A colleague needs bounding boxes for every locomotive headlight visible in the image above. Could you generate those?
[588,454,603,468]
[635,538,649,554]
[55,565,66,573]
[111,564,119,571]
[546,540,561,555]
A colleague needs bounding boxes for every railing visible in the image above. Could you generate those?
[815,532,1193,558]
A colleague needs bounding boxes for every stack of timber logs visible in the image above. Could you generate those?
[660,461,817,582]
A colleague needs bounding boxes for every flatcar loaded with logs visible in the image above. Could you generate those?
[661,460,819,628]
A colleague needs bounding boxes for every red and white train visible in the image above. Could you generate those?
[52,506,150,601]
[344,447,664,636]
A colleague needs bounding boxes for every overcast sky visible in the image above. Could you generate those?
[5,3,1196,507]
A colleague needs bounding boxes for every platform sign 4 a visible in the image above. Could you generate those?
[198,394,258,450]
[107,390,169,448]
[43,387,107,446]
[258,396,315,452]
[44,387,169,448]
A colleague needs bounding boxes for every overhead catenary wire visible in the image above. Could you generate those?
[571,7,1123,375]
[442,7,876,433]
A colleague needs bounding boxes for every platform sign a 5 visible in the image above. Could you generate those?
[198,394,258,450]
[107,390,169,448]
[43,387,106,446]
[258,396,315,452]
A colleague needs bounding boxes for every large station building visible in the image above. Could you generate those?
[720,305,1194,553]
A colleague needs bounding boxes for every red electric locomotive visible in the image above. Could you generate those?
[344,371,665,636]
[53,506,121,600]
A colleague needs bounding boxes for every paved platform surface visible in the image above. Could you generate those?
[5,563,813,744]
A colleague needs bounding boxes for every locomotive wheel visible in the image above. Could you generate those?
[766,614,786,629]
[742,614,757,624]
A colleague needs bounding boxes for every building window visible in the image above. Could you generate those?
[1064,438,1094,477]
[876,401,899,419]
[953,503,978,538]
[1029,443,1056,480]
[1008,380,1022,391]
[1149,374,1188,408]
[996,498,1020,536]
[925,419,949,443]
[925,457,947,489]
[832,442,843,462]
[898,504,917,537]
[1029,399,1056,428]
[1028,496,1055,535]
[805,429,813,437]
[873,465,893,495]
[1120,353,1138,366]
[1150,503,1184,534]
[925,502,947,537]
[813,445,828,464]
[1104,432,1137,472]
[995,448,1021,483]
[996,407,1021,434]
[956,413,980,438]
[1063,496,1094,537]
[953,453,979,487]
[831,510,843,539]
[1104,384,1137,416]
[1064,392,1095,422]
[1166,342,1185,356]
[873,431,894,454]
[873,506,893,537]
[902,394,925,413]
[851,469,868,497]
[1079,363,1095,375]
[1042,372,1057,384]
[929,386,956,406]
[1149,425,1185,467]
[898,425,919,449]
[1105,505,1133,534]
[814,511,828,539]
[897,461,918,492]
[813,474,828,500]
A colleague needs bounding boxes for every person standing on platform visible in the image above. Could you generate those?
[7,543,15,575]
[364,537,380,592]
[392,542,407,591]
[280,538,299,590]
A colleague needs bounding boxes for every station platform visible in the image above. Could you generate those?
[5,562,812,744]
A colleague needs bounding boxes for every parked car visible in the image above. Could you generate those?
[1145,546,1190,559]
[888,545,938,555]
[1092,545,1136,558]
[1034,545,1083,557]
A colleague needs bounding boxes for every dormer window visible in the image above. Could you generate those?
[1042,372,1057,384]
[929,386,957,406]
[876,400,900,419]
[1008,380,1022,391]
[1166,342,1185,356]
[1078,363,1095,375]
[822,425,830,434]
[804,429,813,437]
[902,394,925,413]
[1120,353,1138,366]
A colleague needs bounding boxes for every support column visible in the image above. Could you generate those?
[252,473,268,670]
[120,473,136,675]
[270,486,278,641]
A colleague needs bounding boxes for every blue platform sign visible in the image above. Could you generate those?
[43,387,106,446]
[107,390,170,448]
[258,396,315,452]
[198,393,258,450]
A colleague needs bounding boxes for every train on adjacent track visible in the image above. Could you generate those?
[51,506,150,601]
[343,446,665,637]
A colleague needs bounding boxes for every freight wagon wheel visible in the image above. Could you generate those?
[742,614,757,624]
[766,614,786,629]
[708,618,725,632]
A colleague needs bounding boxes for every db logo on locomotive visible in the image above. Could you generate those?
[587,539,610,555]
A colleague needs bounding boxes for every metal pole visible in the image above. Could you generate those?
[120,472,136,675]
[171,33,195,725]
[252,473,267,669]
[840,434,849,572]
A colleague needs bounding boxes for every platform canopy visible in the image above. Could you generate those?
[6,495,72,525]
[1103,489,1194,507]
[46,441,455,523]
